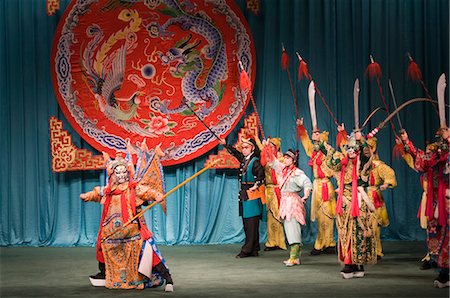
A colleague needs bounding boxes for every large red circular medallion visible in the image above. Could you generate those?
[51,0,255,165]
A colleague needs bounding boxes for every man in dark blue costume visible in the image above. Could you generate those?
[221,137,265,258]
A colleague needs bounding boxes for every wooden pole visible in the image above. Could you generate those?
[101,159,220,242]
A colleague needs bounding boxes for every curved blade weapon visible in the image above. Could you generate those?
[354,78,360,131]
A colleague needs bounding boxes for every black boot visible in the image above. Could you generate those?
[89,262,105,279]
[354,265,365,278]
[154,263,174,292]
[322,246,337,254]
[310,248,322,256]
[341,264,354,279]
[420,259,431,270]
[154,263,173,285]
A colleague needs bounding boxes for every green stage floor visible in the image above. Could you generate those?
[0,241,448,297]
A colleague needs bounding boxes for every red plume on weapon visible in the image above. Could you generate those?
[295,51,342,144]
[281,43,289,70]
[406,53,422,81]
[281,44,300,120]
[365,54,397,136]
[238,61,252,93]
[296,52,311,81]
[237,60,265,139]
[404,52,438,115]
[365,54,382,80]
[336,129,348,147]
[392,141,404,159]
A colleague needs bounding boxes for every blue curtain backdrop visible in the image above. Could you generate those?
[1,0,448,246]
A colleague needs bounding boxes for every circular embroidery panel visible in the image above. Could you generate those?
[51,0,255,165]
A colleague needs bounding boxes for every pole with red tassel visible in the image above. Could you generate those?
[365,54,398,137]
[296,52,346,146]
[406,52,438,115]
[296,52,339,127]
[238,60,265,139]
[281,43,300,120]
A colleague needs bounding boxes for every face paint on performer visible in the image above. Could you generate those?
[283,149,298,167]
[363,146,372,158]
[311,130,321,142]
[114,165,129,184]
[241,143,254,157]
[283,155,294,167]
[439,127,450,140]
[347,148,357,159]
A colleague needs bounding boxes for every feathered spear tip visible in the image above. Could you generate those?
[296,52,311,81]
[392,142,404,160]
[261,142,277,166]
[365,54,383,80]
[406,53,422,81]
[296,124,307,139]
[238,61,252,92]
[281,43,289,70]
[336,130,348,147]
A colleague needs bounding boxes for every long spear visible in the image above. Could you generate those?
[184,101,221,140]
[365,54,397,137]
[367,97,442,138]
[281,43,300,119]
[238,60,265,139]
[388,79,403,131]
[296,52,340,127]
[101,159,220,242]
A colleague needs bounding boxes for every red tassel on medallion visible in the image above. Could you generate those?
[239,66,252,93]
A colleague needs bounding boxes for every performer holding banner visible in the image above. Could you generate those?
[80,146,174,291]
[296,81,337,255]
[221,137,266,258]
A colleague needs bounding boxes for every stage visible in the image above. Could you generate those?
[0,241,447,297]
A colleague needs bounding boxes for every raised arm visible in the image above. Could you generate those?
[220,139,244,162]
[80,186,102,202]
[296,118,314,157]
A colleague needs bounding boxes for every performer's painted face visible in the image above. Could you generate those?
[363,146,372,158]
[440,127,450,140]
[241,144,254,157]
[311,130,320,142]
[114,165,129,184]
[347,148,357,159]
[283,156,294,167]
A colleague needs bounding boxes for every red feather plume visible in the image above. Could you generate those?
[298,60,311,81]
[296,124,307,139]
[281,50,289,70]
[392,142,404,160]
[407,60,422,81]
[365,61,382,80]
[336,130,348,147]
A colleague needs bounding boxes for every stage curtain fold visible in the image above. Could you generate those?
[0,0,448,246]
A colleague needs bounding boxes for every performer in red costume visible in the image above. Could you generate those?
[397,74,449,288]
[81,145,174,291]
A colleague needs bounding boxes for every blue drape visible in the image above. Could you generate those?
[1,0,448,246]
